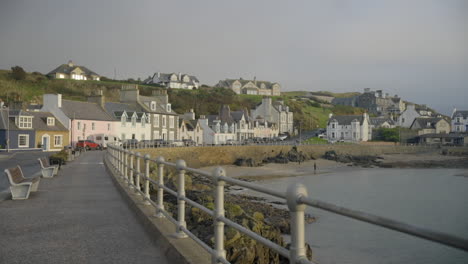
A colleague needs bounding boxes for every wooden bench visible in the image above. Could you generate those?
[4,166,41,200]
[38,157,58,178]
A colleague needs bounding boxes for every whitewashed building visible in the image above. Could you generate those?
[251,97,293,135]
[199,115,236,145]
[327,113,371,142]
[144,72,200,89]
[104,102,151,142]
[451,109,468,133]
[178,109,204,145]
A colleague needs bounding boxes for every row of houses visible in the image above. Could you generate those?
[0,86,294,151]
[48,60,283,96]
[326,109,468,145]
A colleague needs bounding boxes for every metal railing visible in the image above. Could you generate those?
[105,144,468,264]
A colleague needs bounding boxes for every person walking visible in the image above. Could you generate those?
[314,162,317,174]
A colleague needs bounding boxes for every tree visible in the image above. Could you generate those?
[11,66,26,80]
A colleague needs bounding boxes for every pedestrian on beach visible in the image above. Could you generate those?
[314,162,317,173]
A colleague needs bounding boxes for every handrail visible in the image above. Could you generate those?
[105,144,468,264]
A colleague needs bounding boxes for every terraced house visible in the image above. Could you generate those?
[251,97,293,135]
[105,102,151,142]
[47,60,101,81]
[119,85,179,140]
[0,109,36,150]
[29,111,69,151]
[216,78,281,96]
[41,94,114,147]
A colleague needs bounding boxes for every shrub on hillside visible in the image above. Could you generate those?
[11,66,26,80]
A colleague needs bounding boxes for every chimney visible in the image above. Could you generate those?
[329,113,333,119]
[120,84,139,103]
[152,89,168,104]
[157,72,160,78]
[68,60,74,67]
[184,109,195,120]
[364,88,371,93]
[87,90,105,108]
[178,72,181,80]
[57,94,62,108]
[254,76,257,85]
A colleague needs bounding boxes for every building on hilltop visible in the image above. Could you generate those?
[120,85,179,140]
[451,109,468,132]
[144,72,200,89]
[251,97,293,135]
[47,60,101,81]
[215,78,281,96]
[326,113,371,142]
[332,88,405,117]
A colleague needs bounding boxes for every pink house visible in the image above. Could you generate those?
[42,94,116,147]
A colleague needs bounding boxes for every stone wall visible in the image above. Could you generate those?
[137,145,434,168]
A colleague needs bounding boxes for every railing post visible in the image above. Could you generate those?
[118,148,123,176]
[123,150,128,180]
[286,183,308,264]
[143,154,151,205]
[155,156,165,218]
[135,152,142,195]
[175,159,188,238]
[129,151,135,189]
[212,167,227,264]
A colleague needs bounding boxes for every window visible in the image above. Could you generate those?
[77,122,81,130]
[54,135,63,147]
[457,117,461,123]
[167,104,171,112]
[121,116,126,127]
[142,117,146,128]
[331,123,336,129]
[18,134,29,147]
[169,116,174,128]
[132,116,136,127]
[151,101,156,111]
[92,122,95,130]
[18,116,33,129]
[47,117,55,126]
[331,132,335,138]
[162,116,166,127]
[121,134,126,141]
[141,134,145,140]
[59,74,65,79]
[107,123,111,131]
[154,115,159,127]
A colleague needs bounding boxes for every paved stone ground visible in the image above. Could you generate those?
[0,151,169,264]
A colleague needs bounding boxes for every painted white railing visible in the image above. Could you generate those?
[105,144,468,264]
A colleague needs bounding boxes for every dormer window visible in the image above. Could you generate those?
[166,104,171,112]
[47,117,55,126]
[121,115,126,127]
[141,116,146,127]
[131,116,137,127]
[150,101,156,111]
[18,116,33,129]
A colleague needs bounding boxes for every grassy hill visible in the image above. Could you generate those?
[0,69,365,130]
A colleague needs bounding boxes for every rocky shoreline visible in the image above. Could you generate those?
[151,169,314,264]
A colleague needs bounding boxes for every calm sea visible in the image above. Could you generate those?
[253,168,468,264]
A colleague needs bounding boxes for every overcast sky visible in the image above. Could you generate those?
[0,0,467,115]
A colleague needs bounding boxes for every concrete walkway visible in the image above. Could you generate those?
[0,151,169,264]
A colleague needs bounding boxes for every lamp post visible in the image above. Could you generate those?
[6,105,10,153]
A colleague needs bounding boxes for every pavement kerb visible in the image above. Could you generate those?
[103,155,211,264]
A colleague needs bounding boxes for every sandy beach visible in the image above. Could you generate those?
[201,152,468,180]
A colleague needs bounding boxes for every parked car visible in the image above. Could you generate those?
[76,140,102,150]
[182,139,196,146]
[225,139,240,145]
[122,139,139,149]
[169,140,185,147]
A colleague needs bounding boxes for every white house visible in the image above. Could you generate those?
[104,102,151,142]
[179,109,204,145]
[251,97,293,135]
[451,109,468,132]
[327,113,371,142]
[199,115,236,145]
[144,72,200,89]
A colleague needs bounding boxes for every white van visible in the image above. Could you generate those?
[88,134,120,148]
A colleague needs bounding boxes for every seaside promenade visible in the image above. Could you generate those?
[0,151,169,264]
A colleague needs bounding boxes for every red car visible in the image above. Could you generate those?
[76,140,102,150]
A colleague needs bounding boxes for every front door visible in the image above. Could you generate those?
[42,136,49,151]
